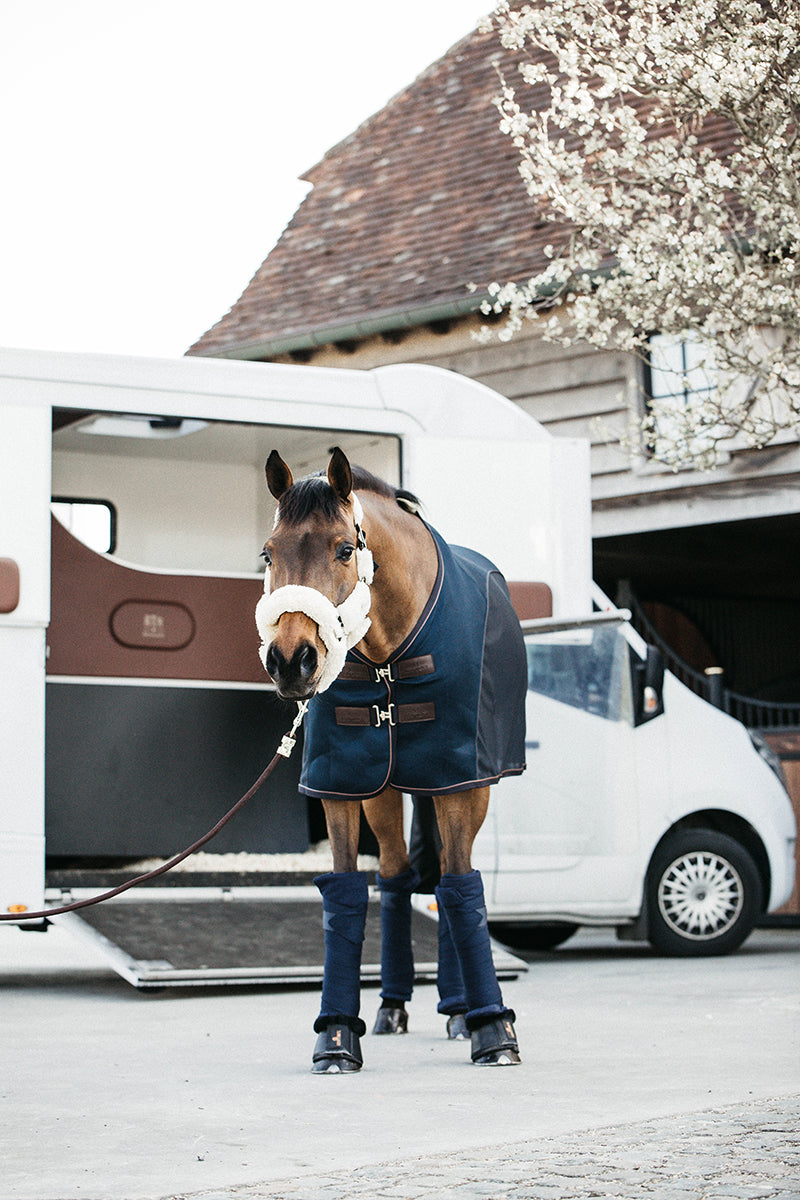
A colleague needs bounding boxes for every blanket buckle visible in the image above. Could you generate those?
[374,664,394,683]
[372,703,396,727]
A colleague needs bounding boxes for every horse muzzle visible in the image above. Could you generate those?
[256,580,371,695]
[265,639,320,700]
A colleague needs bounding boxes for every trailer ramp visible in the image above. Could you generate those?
[48,886,526,989]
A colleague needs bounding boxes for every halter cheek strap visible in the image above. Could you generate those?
[255,495,374,694]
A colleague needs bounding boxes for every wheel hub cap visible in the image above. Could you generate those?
[657,851,744,941]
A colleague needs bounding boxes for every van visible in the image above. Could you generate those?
[477,590,797,955]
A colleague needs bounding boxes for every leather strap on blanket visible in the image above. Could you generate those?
[338,654,435,682]
[335,701,436,727]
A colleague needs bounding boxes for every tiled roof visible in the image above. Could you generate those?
[186,14,737,361]
[187,17,547,358]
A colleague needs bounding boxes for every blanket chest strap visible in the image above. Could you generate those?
[338,654,435,683]
[335,702,436,727]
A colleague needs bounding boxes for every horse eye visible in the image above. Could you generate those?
[336,543,355,562]
[260,548,273,567]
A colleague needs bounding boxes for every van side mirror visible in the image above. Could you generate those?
[633,644,665,725]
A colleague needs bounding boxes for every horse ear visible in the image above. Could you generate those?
[266,450,293,500]
[327,447,353,502]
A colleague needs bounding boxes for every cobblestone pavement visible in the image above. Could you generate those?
[170,1095,800,1200]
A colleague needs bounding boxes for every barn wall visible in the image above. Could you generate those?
[273,316,800,540]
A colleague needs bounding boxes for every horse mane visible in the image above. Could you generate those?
[277,465,421,525]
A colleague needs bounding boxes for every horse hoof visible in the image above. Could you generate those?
[474,1047,522,1066]
[372,1005,408,1035]
[312,1056,362,1074]
[311,1022,363,1073]
[446,1013,469,1040]
[470,1013,520,1066]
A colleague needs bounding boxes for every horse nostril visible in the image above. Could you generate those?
[265,641,317,693]
[297,643,318,681]
[265,643,284,682]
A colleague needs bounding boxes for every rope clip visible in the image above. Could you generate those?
[277,699,310,757]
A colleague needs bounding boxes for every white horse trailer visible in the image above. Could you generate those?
[0,347,794,984]
[0,348,587,983]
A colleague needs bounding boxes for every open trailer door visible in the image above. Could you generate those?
[46,883,525,989]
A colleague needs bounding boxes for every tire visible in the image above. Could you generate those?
[646,829,763,957]
[488,921,579,951]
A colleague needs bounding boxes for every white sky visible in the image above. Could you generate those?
[1,1,491,360]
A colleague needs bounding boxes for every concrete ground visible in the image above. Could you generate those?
[1,922,798,1200]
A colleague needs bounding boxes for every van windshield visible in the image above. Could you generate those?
[525,626,633,723]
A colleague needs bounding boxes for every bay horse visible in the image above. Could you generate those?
[255,448,527,1072]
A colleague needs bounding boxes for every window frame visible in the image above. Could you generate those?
[51,496,118,555]
[644,331,716,409]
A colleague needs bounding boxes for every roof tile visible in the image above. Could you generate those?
[187,18,543,357]
[187,13,739,360]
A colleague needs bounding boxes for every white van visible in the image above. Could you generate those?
[476,592,797,956]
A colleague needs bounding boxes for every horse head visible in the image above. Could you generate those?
[255,447,373,700]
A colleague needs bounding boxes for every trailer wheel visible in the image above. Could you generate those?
[488,921,579,951]
[646,830,763,957]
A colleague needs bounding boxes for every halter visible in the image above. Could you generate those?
[255,494,375,693]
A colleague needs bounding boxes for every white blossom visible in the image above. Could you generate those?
[483,0,800,468]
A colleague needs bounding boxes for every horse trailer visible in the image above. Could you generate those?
[0,347,795,982]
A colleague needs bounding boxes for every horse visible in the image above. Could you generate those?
[255,448,527,1072]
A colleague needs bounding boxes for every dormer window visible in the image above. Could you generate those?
[644,332,718,465]
[646,332,716,408]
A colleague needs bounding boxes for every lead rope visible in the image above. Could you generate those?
[0,700,310,924]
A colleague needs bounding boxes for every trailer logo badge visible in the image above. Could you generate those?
[142,612,166,639]
[110,600,195,650]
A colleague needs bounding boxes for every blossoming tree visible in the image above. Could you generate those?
[481,0,800,469]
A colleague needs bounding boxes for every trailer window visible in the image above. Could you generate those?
[51,498,116,554]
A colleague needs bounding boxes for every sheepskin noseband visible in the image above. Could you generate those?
[255,495,374,694]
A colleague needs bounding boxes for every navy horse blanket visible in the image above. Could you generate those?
[299,523,527,801]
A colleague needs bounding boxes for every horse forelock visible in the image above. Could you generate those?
[276,466,421,526]
[276,474,344,527]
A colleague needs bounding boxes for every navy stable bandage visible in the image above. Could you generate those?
[315,871,369,1022]
[376,867,419,1003]
[435,869,504,1021]
[435,901,467,1015]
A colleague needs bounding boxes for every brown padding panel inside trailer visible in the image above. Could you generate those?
[47,516,266,682]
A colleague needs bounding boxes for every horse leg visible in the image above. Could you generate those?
[312,798,367,1073]
[433,789,520,1066]
[362,788,417,1034]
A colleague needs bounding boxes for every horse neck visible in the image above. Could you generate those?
[357,491,438,663]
